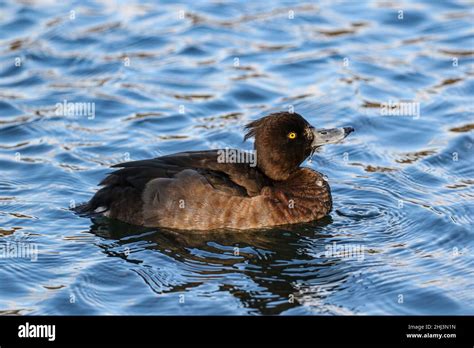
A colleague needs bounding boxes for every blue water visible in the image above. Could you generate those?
[0,0,473,315]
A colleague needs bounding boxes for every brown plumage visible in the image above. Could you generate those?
[77,112,353,230]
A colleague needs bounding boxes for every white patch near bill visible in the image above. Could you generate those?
[94,206,109,216]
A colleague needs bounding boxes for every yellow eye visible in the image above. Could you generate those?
[288,132,297,139]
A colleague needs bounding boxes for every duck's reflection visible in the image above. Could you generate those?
[87,216,349,314]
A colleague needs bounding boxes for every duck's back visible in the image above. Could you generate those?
[80,151,267,228]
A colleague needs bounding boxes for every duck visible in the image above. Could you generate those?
[78,111,353,230]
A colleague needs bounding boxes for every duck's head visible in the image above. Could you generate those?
[244,111,354,181]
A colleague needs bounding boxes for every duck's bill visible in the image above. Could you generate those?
[311,127,354,148]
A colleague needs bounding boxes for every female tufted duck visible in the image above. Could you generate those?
[79,112,353,230]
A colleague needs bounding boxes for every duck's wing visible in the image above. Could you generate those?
[108,150,267,195]
[78,150,269,225]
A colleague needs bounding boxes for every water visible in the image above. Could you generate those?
[0,0,473,315]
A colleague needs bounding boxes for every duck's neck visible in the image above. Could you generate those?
[257,157,301,181]
[273,167,333,215]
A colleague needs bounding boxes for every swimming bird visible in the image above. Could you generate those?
[78,112,353,230]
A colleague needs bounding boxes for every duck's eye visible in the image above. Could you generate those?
[287,132,297,139]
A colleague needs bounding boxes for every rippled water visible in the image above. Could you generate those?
[0,0,473,315]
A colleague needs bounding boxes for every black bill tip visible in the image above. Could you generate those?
[343,127,354,135]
